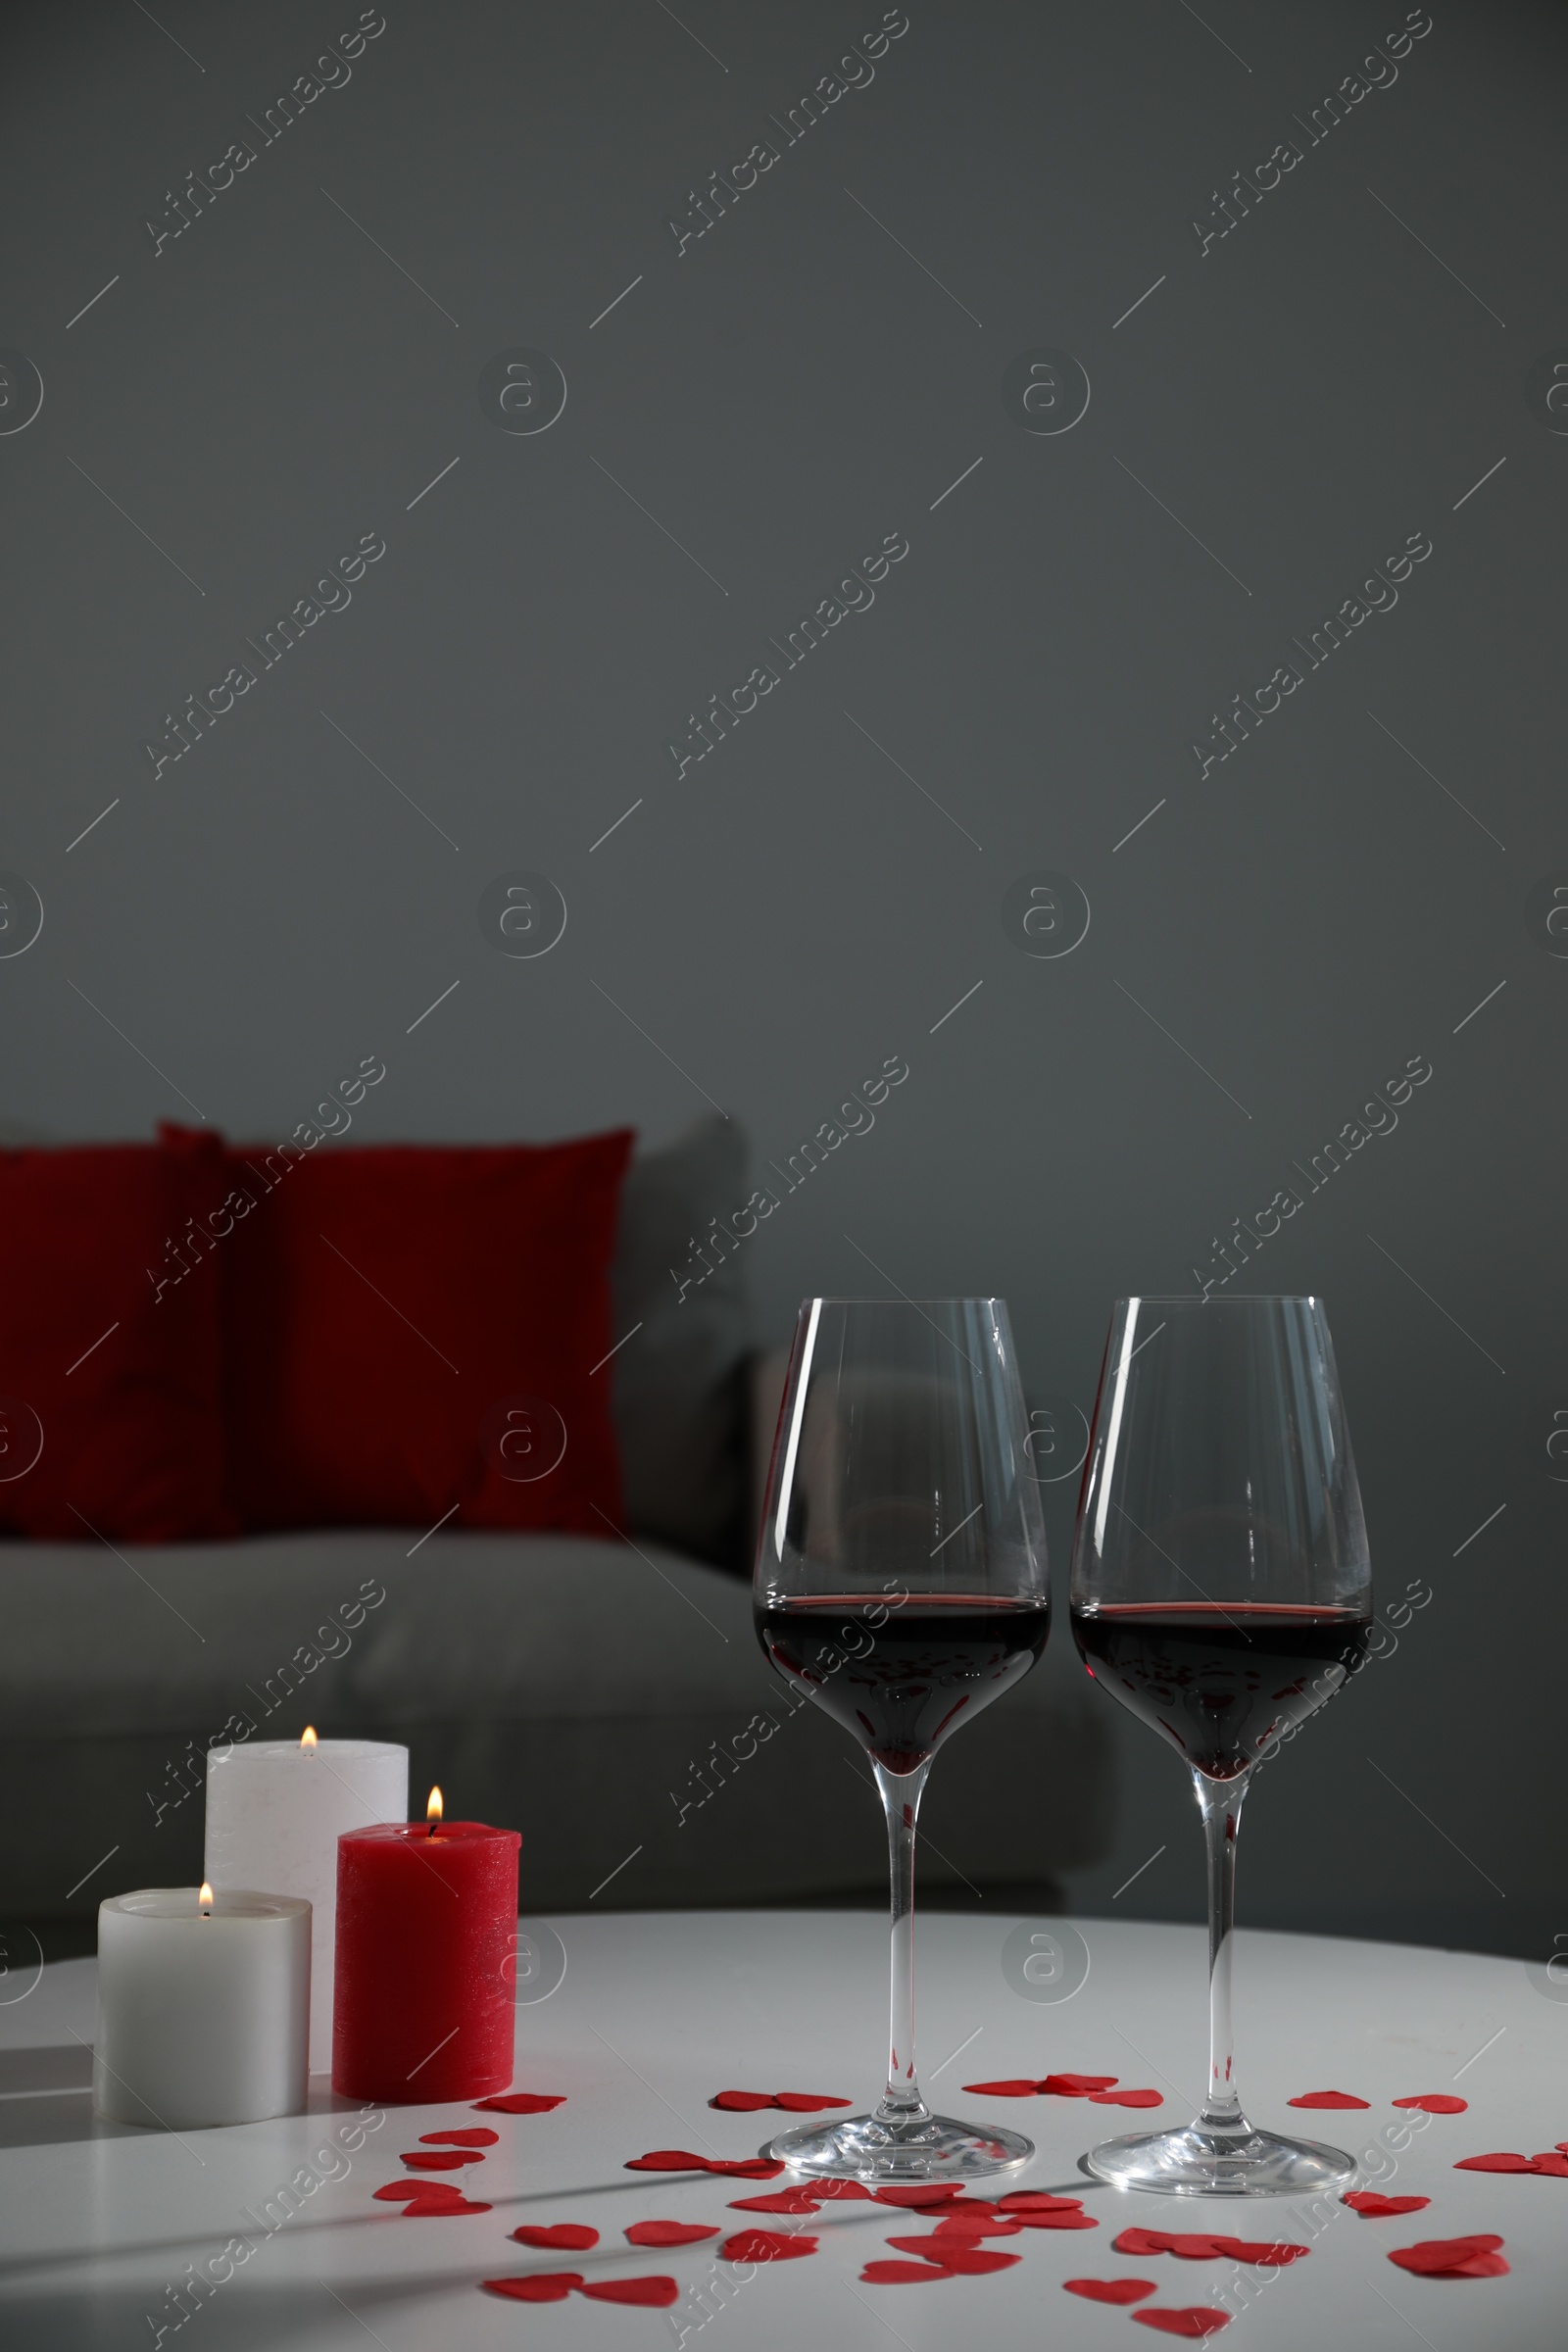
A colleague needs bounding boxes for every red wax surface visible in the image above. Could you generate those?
[332,1819,520,2102]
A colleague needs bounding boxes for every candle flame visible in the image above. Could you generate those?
[199,1883,214,1915]
[301,1726,318,1751]
[426,1786,444,1825]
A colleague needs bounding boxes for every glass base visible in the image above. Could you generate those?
[1083,2118,1356,2198]
[769,2109,1034,2183]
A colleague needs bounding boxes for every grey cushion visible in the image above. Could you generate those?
[612,1117,752,1567]
[0,1530,1115,1920]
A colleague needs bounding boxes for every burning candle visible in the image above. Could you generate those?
[94,1885,310,2128]
[332,1788,519,2103]
[204,1730,408,2073]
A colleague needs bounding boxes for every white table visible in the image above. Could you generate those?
[0,1913,1558,2349]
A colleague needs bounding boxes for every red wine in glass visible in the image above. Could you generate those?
[757,1594,1050,1775]
[1071,1602,1371,1780]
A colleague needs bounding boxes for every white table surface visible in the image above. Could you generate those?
[0,1912,1559,2349]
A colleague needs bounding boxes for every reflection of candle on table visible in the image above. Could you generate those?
[333,1788,519,2103]
[94,1885,310,2128]
[205,1729,408,2073]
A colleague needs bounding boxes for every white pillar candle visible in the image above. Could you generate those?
[94,1887,310,2129]
[205,1735,408,2074]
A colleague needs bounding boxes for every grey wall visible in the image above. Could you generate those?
[2,1,1563,1964]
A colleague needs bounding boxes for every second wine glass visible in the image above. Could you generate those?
[755,1297,1050,2180]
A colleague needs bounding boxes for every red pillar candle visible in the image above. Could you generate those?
[332,1801,519,2102]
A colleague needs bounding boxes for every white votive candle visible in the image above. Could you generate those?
[94,1886,310,2129]
[205,1734,408,2073]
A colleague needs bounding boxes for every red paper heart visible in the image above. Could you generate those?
[998,2190,1084,2213]
[710,2090,775,2111]
[1530,2152,1568,2176]
[1089,2087,1163,2108]
[1014,2208,1100,2230]
[625,2150,783,2179]
[1162,2233,1239,2262]
[1445,2252,1510,2277]
[774,2092,854,2111]
[963,2078,1045,2097]
[625,2221,721,2247]
[1388,2233,1505,2278]
[399,2151,478,2170]
[1343,2193,1431,2219]
[1114,2229,1175,2258]
[886,2236,1019,2273]
[1454,2152,1535,2173]
[729,2191,824,2214]
[473,2093,565,2113]
[931,2215,1024,2238]
[512,2224,599,2250]
[1288,2091,1370,2110]
[1043,2073,1119,2096]
[1132,2310,1231,2337]
[482,2273,583,2302]
[860,2260,956,2284]
[420,2127,499,2146]
[579,2278,680,2307]
[874,2184,966,2208]
[720,2230,818,2263]
[398,2192,491,2216]
[1214,2238,1308,2267]
[1393,2095,1467,2115]
[1065,2278,1158,2305]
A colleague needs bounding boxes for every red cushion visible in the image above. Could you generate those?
[0,1131,235,1541]
[220,1131,634,1531]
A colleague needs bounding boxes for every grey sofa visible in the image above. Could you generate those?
[0,1119,1115,1939]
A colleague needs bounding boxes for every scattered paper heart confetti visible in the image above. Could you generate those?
[1393,2095,1467,2115]
[625,2221,721,2247]
[710,2090,774,2111]
[1388,2233,1507,2279]
[396,2191,492,2216]
[625,2150,783,2179]
[482,2273,583,2303]
[373,2181,464,2205]
[579,2278,680,2307]
[728,2190,824,2215]
[473,2093,565,2114]
[1531,2151,1568,2176]
[775,2092,854,2112]
[1343,2193,1431,2219]
[1089,2087,1163,2108]
[1288,2091,1370,2110]
[931,2215,1024,2238]
[1132,2309,1232,2337]
[512,2224,600,2250]
[1013,2208,1100,2230]
[1064,2278,1158,2305]
[873,2184,966,2208]
[1043,2073,1119,2096]
[420,2127,499,2146]
[962,2077,1045,2098]
[1217,2240,1308,2267]
[399,2150,478,2170]
[860,2260,956,2284]
[1454,2152,1536,2173]
[885,2236,1019,2273]
[720,2229,818,2263]
[998,2190,1084,2213]
[962,2072,1120,2098]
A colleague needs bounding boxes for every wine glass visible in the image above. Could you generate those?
[754,1297,1050,2181]
[1071,1297,1373,2196]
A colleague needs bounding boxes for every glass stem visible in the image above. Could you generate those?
[1193,1768,1250,2132]
[874,1759,932,2126]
